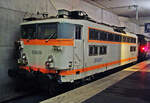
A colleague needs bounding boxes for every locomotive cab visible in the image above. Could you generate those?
[22,22,82,64]
[9,19,84,83]
[20,22,74,70]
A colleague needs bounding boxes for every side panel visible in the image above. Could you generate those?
[57,20,138,83]
[60,26,120,82]
[121,44,130,65]
[83,26,121,77]
[121,43,138,65]
[73,25,84,80]
[73,41,84,71]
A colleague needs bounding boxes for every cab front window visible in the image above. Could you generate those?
[57,23,74,39]
[38,23,57,39]
[21,23,76,39]
[21,24,36,39]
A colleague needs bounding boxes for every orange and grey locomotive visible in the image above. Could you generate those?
[8,10,138,90]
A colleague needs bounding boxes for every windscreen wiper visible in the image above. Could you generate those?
[45,32,56,42]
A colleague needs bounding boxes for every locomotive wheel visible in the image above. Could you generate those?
[81,75,95,85]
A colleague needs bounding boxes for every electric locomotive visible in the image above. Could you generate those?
[8,10,138,91]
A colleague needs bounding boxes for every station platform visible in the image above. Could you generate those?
[41,60,150,103]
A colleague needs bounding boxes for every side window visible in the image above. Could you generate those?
[99,46,103,55]
[58,23,74,39]
[130,46,136,52]
[94,46,98,55]
[125,36,128,42]
[95,30,99,40]
[108,33,114,41]
[101,31,107,41]
[127,37,130,43]
[130,46,132,52]
[89,29,94,40]
[115,34,121,42]
[88,28,131,43]
[98,31,101,40]
[131,37,136,43]
[128,37,131,43]
[89,45,107,56]
[89,45,94,56]
[103,46,107,54]
[75,25,82,40]
[99,46,107,55]
[131,37,134,43]
[129,37,132,43]
[118,35,121,42]
[122,36,126,42]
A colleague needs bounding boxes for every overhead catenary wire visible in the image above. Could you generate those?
[48,0,57,11]
[0,6,28,13]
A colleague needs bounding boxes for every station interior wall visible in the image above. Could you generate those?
[136,17,150,36]
[0,0,141,97]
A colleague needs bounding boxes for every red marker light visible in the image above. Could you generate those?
[140,46,145,52]
[140,46,148,52]
[142,47,145,50]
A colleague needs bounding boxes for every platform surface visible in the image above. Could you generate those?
[41,60,150,103]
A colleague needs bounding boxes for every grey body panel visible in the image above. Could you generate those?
[23,45,73,70]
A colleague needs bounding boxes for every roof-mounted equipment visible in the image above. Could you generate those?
[112,26,126,34]
[57,9,89,20]
[57,9,70,18]
[69,11,89,19]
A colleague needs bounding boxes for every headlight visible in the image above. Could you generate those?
[48,55,53,62]
[45,61,50,67]
[21,53,28,65]
[22,54,26,59]
[45,55,54,69]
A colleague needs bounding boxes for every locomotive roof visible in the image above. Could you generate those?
[20,18,85,25]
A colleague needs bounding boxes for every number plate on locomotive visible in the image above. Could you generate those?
[32,50,42,55]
